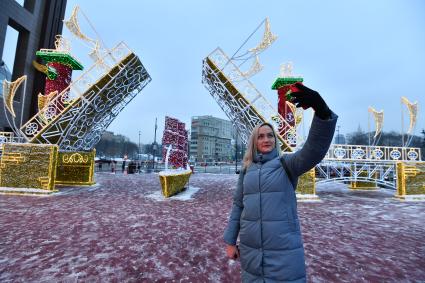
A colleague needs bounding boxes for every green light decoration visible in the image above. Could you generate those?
[271,77,304,100]
[36,50,84,70]
[271,77,304,90]
[46,66,58,80]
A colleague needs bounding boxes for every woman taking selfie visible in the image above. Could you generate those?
[224,83,337,282]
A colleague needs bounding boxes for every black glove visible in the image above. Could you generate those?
[290,83,332,120]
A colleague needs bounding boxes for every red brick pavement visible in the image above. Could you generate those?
[0,173,424,282]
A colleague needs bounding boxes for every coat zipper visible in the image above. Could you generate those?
[258,163,264,277]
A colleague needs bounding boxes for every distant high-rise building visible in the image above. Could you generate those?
[190,115,233,163]
[0,61,12,97]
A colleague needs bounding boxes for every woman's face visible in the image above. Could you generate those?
[257,125,275,153]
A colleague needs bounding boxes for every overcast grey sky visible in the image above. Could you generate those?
[59,0,425,144]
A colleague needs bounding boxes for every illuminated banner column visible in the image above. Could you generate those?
[271,65,303,146]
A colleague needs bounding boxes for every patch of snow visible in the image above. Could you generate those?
[158,169,191,176]
[297,194,322,202]
[0,187,52,193]
[396,195,425,202]
[0,187,54,196]
[145,186,200,201]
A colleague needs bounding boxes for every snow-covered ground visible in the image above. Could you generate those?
[0,173,424,282]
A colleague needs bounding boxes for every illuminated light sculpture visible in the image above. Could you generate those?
[202,54,293,151]
[2,76,27,118]
[241,56,263,78]
[368,106,384,146]
[88,41,110,71]
[271,64,315,198]
[32,60,58,80]
[203,51,292,151]
[202,18,424,199]
[271,62,304,146]
[37,91,59,122]
[55,150,95,185]
[202,19,318,201]
[161,116,189,168]
[248,18,278,54]
[231,56,264,82]
[21,44,151,152]
[34,35,84,114]
[201,19,297,151]
[19,5,151,151]
[158,170,192,198]
[347,106,385,190]
[2,76,28,137]
[64,6,97,44]
[0,5,151,193]
[159,116,191,197]
[0,143,58,194]
[401,96,418,147]
[396,162,425,201]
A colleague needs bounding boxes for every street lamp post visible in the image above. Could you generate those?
[152,118,158,171]
[138,131,141,160]
[336,125,340,144]
[187,129,190,168]
[138,131,142,173]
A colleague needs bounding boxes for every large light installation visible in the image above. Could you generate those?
[0,6,151,193]
[202,18,294,152]
[19,6,151,152]
[161,116,188,169]
[271,62,304,146]
[401,96,418,147]
[2,75,27,135]
[368,106,384,146]
[159,116,191,198]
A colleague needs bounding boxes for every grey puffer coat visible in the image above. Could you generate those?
[224,113,337,282]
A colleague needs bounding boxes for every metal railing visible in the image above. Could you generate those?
[326,144,421,162]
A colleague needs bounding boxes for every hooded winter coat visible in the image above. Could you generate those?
[224,113,337,282]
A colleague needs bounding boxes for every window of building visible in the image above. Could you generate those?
[13,0,35,13]
[0,25,19,97]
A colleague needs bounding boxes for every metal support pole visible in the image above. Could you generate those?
[235,130,238,173]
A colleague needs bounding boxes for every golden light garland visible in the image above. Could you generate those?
[38,91,58,111]
[240,56,263,78]
[64,6,97,44]
[296,168,316,195]
[368,106,384,139]
[55,150,95,185]
[159,171,191,197]
[401,96,418,135]
[0,143,58,190]
[349,170,379,190]
[248,18,278,54]
[62,152,89,163]
[2,75,27,118]
[32,60,48,75]
[396,162,425,198]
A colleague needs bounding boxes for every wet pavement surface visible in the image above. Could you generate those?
[0,173,424,282]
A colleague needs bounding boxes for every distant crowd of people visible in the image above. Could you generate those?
[96,160,148,174]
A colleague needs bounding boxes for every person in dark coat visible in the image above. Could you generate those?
[224,83,337,282]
